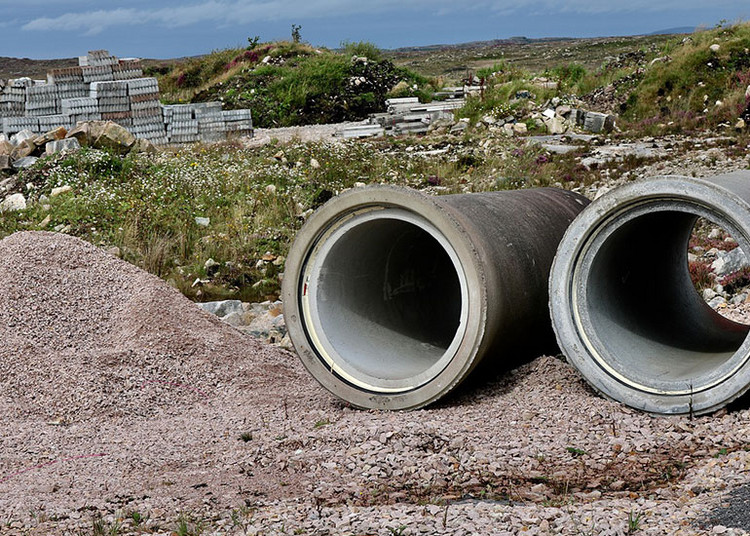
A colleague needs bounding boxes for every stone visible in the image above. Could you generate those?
[11,156,38,169]
[710,44,721,53]
[0,140,13,156]
[746,85,750,100]
[735,118,746,130]
[197,300,244,318]
[10,129,35,146]
[46,138,81,155]
[712,247,749,276]
[309,158,320,169]
[10,139,37,160]
[512,122,528,134]
[0,155,10,173]
[51,185,73,197]
[0,193,26,212]
[95,122,137,154]
[34,126,67,146]
[450,121,469,134]
[68,121,136,154]
[583,112,615,133]
[195,216,210,227]
[204,258,221,276]
[130,138,156,154]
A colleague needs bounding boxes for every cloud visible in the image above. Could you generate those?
[20,0,746,34]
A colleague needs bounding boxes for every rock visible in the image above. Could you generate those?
[583,112,615,133]
[0,193,26,212]
[482,115,497,125]
[703,288,718,301]
[746,85,750,100]
[11,156,38,169]
[512,122,528,134]
[450,120,469,134]
[0,155,11,173]
[10,129,35,146]
[130,138,157,154]
[735,118,746,130]
[10,139,37,160]
[710,44,721,53]
[711,247,749,277]
[198,300,244,318]
[34,126,67,146]
[204,258,221,276]
[51,185,73,197]
[708,296,727,309]
[67,121,136,154]
[45,138,81,155]
[542,115,568,135]
[195,217,210,227]
[0,139,13,156]
[95,121,137,154]
[309,158,320,169]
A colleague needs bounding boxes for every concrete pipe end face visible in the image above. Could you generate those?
[551,175,750,415]
[282,186,486,410]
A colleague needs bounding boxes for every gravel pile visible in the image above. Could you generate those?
[0,231,749,535]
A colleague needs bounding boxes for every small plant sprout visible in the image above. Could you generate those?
[627,510,644,534]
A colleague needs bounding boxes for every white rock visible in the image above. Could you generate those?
[50,185,73,197]
[310,158,320,169]
[710,44,721,52]
[0,193,26,212]
[195,216,210,227]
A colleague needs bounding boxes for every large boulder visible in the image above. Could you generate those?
[0,139,13,156]
[67,121,136,154]
[0,193,26,212]
[10,139,38,161]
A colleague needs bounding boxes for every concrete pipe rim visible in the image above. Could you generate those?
[550,176,750,415]
[282,186,488,410]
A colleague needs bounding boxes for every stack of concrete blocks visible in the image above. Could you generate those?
[340,97,465,138]
[0,49,254,144]
[221,109,253,137]
[25,83,60,117]
[128,78,167,144]
[163,104,200,143]
[0,79,30,117]
[90,80,131,127]
[194,102,226,143]
[61,97,101,125]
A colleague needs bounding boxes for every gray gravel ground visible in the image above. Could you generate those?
[1,226,750,535]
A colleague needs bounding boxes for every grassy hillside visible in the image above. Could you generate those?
[157,41,432,128]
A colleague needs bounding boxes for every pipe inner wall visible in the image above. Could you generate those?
[551,173,750,415]
[284,185,590,410]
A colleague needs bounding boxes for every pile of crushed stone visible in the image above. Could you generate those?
[0,231,749,535]
[0,231,304,423]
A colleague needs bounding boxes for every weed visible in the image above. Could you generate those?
[174,513,204,536]
[387,525,407,535]
[566,446,586,457]
[627,510,644,534]
[239,431,254,442]
[314,419,331,429]
[91,514,120,536]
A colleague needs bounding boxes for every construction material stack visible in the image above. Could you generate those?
[0,50,253,145]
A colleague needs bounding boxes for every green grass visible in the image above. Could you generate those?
[158,40,431,128]
[0,133,607,303]
[621,22,750,131]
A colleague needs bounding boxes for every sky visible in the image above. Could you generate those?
[1,1,749,60]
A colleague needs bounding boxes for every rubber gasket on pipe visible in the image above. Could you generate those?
[550,172,750,415]
[283,185,589,410]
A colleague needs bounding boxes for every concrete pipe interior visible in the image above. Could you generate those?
[578,205,750,395]
[302,208,469,393]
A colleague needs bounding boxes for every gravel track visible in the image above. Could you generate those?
[1,231,749,535]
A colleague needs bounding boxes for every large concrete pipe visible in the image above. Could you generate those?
[550,172,750,415]
[283,185,589,410]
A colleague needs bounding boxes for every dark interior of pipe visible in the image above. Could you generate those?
[313,218,463,382]
[585,211,749,388]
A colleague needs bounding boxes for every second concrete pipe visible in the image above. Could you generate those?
[283,185,589,409]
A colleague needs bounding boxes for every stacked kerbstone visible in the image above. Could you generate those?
[0,79,29,117]
[0,49,254,144]
[163,104,200,143]
[25,83,60,116]
[222,109,254,137]
[127,78,167,144]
